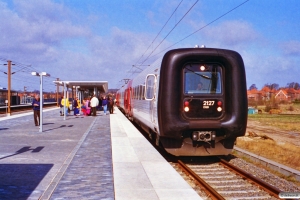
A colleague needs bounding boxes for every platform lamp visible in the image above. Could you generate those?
[31,72,50,132]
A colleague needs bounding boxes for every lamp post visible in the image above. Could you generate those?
[31,72,50,132]
[64,81,66,121]
[59,81,69,121]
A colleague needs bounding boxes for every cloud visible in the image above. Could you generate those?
[0,0,90,59]
[85,27,170,88]
[199,20,260,46]
[242,48,299,89]
[13,0,68,22]
[89,27,168,67]
[280,40,300,56]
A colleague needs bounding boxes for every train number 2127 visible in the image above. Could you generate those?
[203,100,215,106]
[203,100,215,109]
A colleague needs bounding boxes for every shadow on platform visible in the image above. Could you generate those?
[0,164,53,200]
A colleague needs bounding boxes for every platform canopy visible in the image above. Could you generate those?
[53,81,108,93]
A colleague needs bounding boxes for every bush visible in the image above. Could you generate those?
[265,105,272,112]
[273,103,280,109]
[269,109,281,114]
[288,106,294,111]
[293,99,300,104]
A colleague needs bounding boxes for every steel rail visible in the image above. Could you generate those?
[219,158,281,198]
[0,103,57,115]
[177,160,225,200]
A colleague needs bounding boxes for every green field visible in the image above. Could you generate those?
[248,113,300,132]
[236,104,300,182]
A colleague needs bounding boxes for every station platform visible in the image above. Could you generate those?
[0,107,201,199]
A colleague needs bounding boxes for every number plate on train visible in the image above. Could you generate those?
[203,100,215,109]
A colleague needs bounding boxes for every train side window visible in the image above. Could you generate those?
[141,85,145,100]
[138,85,143,100]
[134,87,137,99]
[145,74,156,100]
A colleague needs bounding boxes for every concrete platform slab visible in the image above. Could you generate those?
[111,109,202,200]
[0,107,202,199]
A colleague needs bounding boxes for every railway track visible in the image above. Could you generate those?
[172,158,281,200]
[125,111,299,199]
[0,103,57,116]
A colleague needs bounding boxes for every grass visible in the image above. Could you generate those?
[236,104,300,185]
[248,113,300,132]
[236,137,300,171]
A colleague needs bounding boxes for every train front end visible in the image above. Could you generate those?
[157,48,248,156]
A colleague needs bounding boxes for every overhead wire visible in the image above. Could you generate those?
[121,0,249,88]
[0,58,59,91]
[149,0,250,60]
[139,0,199,66]
[133,0,184,67]
[125,0,185,81]
[124,0,199,82]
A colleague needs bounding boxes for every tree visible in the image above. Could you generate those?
[286,82,300,90]
[249,84,257,90]
[264,83,279,90]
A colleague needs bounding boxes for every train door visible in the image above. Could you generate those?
[145,74,157,124]
[124,89,128,111]
[124,89,129,116]
[124,80,133,118]
[127,87,132,117]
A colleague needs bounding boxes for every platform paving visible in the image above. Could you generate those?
[48,114,114,200]
[0,108,111,199]
[110,109,201,200]
[0,107,202,200]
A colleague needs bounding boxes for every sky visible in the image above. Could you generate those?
[0,0,300,92]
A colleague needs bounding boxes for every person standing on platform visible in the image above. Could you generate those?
[59,96,63,116]
[32,94,40,126]
[90,94,99,116]
[102,96,108,115]
[97,95,103,111]
[73,97,80,116]
[108,96,114,114]
[84,98,91,116]
[61,96,70,116]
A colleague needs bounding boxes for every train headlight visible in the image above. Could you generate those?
[184,106,189,112]
[200,65,206,71]
[217,101,222,112]
[184,101,189,112]
[192,132,198,141]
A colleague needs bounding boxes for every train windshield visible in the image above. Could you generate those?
[184,63,222,94]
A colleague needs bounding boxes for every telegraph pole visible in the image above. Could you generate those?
[7,60,12,116]
[56,78,59,107]
[24,86,27,104]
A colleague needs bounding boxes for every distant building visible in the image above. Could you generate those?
[274,90,289,102]
[247,87,300,103]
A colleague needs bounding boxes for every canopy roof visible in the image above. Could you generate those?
[53,81,108,93]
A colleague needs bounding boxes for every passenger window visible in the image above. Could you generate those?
[145,74,156,100]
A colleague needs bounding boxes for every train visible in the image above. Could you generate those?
[116,47,248,156]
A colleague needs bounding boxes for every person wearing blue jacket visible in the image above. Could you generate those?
[102,96,108,115]
[32,94,40,126]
